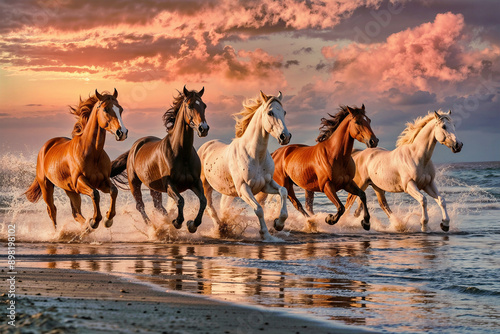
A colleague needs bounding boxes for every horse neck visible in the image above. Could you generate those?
[407,121,437,164]
[78,105,106,156]
[239,110,269,160]
[167,106,194,155]
[322,118,354,160]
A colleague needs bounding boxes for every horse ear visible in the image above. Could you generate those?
[361,104,365,110]
[198,87,204,97]
[113,88,118,99]
[277,91,283,101]
[434,111,440,119]
[346,106,354,115]
[183,85,189,97]
[448,109,452,115]
[95,89,103,101]
[260,90,269,102]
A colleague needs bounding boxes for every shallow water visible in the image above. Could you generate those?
[1,155,499,333]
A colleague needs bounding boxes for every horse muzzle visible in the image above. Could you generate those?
[195,122,210,138]
[278,132,292,145]
[115,128,128,141]
[451,141,463,153]
[366,137,379,148]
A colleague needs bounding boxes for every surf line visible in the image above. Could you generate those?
[6,223,16,327]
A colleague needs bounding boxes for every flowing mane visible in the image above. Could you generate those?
[234,95,266,138]
[162,91,185,131]
[70,94,99,137]
[316,105,364,142]
[396,110,451,147]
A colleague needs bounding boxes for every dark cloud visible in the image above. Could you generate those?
[384,88,437,106]
[293,47,313,55]
[284,60,299,68]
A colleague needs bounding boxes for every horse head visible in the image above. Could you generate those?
[347,104,378,148]
[95,89,128,141]
[260,90,291,145]
[433,110,463,153]
[181,85,209,137]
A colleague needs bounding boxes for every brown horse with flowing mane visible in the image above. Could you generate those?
[25,89,128,230]
[111,86,209,233]
[268,105,378,230]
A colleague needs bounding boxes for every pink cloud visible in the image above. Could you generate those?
[321,12,500,93]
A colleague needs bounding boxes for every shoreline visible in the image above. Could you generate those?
[1,267,373,333]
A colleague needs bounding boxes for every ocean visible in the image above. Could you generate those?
[1,153,499,334]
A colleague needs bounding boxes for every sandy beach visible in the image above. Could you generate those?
[1,267,372,334]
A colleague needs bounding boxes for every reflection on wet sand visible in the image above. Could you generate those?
[27,236,450,328]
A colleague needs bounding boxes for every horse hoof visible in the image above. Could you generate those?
[274,218,284,231]
[440,222,450,232]
[104,218,113,228]
[187,220,198,233]
[88,218,99,229]
[361,220,370,231]
[172,219,182,229]
[325,214,337,226]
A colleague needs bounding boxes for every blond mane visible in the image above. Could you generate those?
[234,95,266,138]
[396,110,451,147]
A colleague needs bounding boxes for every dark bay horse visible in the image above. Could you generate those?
[268,105,378,230]
[111,86,209,233]
[25,89,128,229]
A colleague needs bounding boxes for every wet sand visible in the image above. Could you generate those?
[1,267,373,333]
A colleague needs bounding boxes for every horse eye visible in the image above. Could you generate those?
[284,110,287,116]
[442,125,447,130]
[268,110,273,116]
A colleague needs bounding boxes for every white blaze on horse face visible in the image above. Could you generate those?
[265,100,288,141]
[435,117,459,149]
[112,105,128,134]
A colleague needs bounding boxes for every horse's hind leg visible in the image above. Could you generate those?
[150,190,168,217]
[284,178,309,218]
[76,176,102,229]
[345,180,370,231]
[202,176,222,228]
[64,190,86,225]
[372,184,392,218]
[40,179,57,229]
[424,180,450,232]
[129,174,150,224]
[305,190,315,215]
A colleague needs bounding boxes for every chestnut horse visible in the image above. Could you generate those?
[111,86,209,233]
[346,110,463,232]
[268,105,378,230]
[25,89,128,229]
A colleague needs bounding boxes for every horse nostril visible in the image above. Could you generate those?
[280,133,286,142]
[116,129,122,138]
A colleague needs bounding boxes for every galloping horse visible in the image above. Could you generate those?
[198,91,291,241]
[268,105,378,230]
[25,89,128,229]
[346,110,463,232]
[111,86,209,233]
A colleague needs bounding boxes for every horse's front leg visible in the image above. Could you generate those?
[424,180,450,232]
[406,180,429,232]
[76,176,102,229]
[186,179,207,233]
[97,179,117,228]
[165,180,184,229]
[323,182,344,226]
[261,180,288,231]
[344,181,370,231]
[238,184,275,241]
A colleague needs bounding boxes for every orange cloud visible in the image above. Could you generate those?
[321,12,500,93]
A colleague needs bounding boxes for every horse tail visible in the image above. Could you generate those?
[25,179,42,203]
[110,151,130,190]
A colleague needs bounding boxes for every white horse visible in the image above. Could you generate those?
[197,91,291,241]
[346,110,463,232]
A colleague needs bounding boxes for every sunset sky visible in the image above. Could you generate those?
[1,0,499,163]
